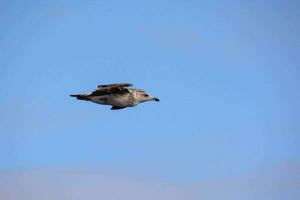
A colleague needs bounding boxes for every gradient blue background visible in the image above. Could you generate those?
[0,0,299,199]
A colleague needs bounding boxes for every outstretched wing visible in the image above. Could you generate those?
[89,83,132,97]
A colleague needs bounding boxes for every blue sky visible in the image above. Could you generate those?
[0,0,299,199]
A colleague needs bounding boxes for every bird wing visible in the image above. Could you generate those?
[89,83,132,96]
[98,83,133,88]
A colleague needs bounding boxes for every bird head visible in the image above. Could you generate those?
[134,90,160,103]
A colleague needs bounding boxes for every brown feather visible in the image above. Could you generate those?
[89,83,132,97]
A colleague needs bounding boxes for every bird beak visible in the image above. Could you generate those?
[152,97,160,102]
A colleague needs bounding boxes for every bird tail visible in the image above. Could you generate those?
[70,94,90,101]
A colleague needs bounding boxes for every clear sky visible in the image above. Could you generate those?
[0,0,299,199]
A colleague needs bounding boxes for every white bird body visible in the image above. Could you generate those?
[89,93,134,107]
[70,83,159,110]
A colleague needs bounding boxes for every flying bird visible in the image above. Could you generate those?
[70,83,160,110]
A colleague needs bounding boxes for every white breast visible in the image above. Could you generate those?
[89,94,134,107]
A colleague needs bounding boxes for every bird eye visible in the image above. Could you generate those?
[143,94,149,97]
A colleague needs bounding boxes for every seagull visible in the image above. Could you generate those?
[70,83,160,110]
